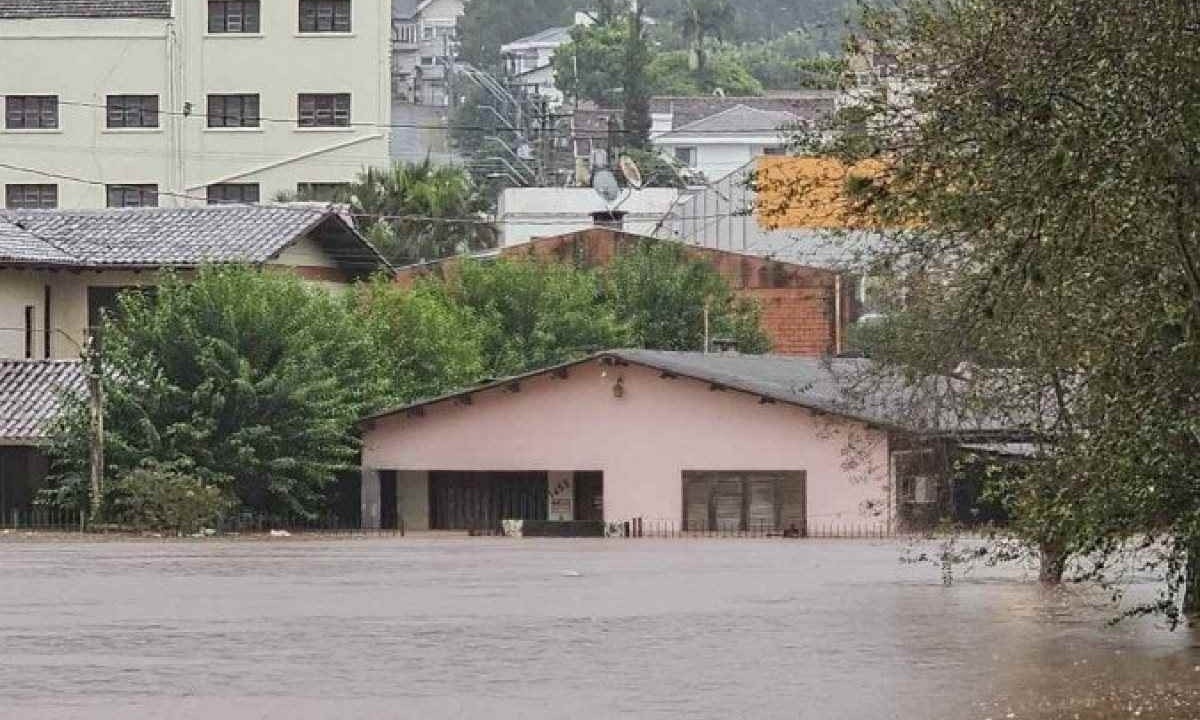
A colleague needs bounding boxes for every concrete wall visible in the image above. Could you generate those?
[0,2,390,209]
[362,360,891,530]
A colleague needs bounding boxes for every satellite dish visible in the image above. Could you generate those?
[619,155,644,189]
[592,169,622,205]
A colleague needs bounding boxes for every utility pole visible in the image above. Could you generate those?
[84,334,104,525]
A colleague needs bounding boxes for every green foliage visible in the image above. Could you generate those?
[108,463,231,534]
[352,278,486,403]
[622,3,653,149]
[348,160,496,266]
[826,0,1200,619]
[647,49,764,96]
[553,22,629,106]
[446,258,632,376]
[735,37,843,90]
[617,148,688,189]
[50,267,389,519]
[603,242,770,352]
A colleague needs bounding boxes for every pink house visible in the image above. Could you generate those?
[359,350,1011,535]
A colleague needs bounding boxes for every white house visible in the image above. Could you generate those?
[496,187,685,245]
[651,105,800,182]
[0,0,392,209]
[500,24,575,107]
[392,0,464,106]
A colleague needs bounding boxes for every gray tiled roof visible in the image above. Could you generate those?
[0,218,75,264]
[668,105,802,135]
[0,360,84,443]
[650,94,836,128]
[364,350,1020,435]
[0,0,172,19]
[0,205,390,273]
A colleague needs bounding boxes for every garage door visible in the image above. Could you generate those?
[681,471,806,534]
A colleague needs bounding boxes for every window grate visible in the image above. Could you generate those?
[5,95,58,130]
[106,95,159,129]
[297,93,351,127]
[299,0,351,32]
[207,94,260,128]
[209,0,260,33]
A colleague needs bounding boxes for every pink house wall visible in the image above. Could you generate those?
[362,359,892,531]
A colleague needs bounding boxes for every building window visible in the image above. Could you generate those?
[299,0,351,33]
[209,0,260,33]
[5,184,57,209]
[762,146,786,156]
[5,95,58,129]
[297,93,350,127]
[207,183,260,204]
[296,182,348,202]
[207,94,260,128]
[106,95,159,128]
[106,184,158,207]
[673,147,697,166]
[23,306,34,359]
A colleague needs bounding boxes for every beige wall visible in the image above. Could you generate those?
[363,360,892,531]
[0,2,390,209]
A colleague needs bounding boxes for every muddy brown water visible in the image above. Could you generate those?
[0,537,1197,719]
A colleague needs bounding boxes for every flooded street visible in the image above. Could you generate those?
[0,537,1197,719]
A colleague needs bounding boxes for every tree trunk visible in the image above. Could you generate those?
[1038,540,1066,584]
[1183,537,1200,618]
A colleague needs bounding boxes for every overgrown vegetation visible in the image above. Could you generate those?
[807,0,1200,623]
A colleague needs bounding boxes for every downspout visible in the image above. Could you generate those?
[834,273,843,356]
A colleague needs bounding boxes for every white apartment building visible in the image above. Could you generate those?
[391,0,463,106]
[0,0,391,209]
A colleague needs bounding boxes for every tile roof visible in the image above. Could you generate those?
[502,25,571,50]
[668,105,802,135]
[364,350,1021,436]
[0,205,390,274]
[650,94,836,128]
[0,218,75,264]
[0,360,84,444]
[0,0,172,19]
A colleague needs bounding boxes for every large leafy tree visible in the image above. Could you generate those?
[603,242,770,352]
[445,258,632,377]
[675,0,735,73]
[48,268,390,519]
[821,0,1200,621]
[457,0,577,72]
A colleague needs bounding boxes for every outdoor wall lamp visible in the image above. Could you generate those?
[613,376,625,399]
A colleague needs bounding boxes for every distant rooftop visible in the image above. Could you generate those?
[502,25,572,51]
[666,104,803,136]
[0,0,172,19]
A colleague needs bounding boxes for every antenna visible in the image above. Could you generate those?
[592,169,622,205]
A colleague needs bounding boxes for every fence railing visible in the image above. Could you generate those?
[0,507,87,531]
[462,517,900,539]
[0,507,404,537]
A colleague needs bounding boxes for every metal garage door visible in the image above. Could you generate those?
[429,471,548,530]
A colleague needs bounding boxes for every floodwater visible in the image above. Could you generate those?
[0,537,1198,720]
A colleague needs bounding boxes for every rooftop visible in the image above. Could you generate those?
[0,205,389,275]
[0,0,172,19]
[364,350,1021,436]
[502,25,572,51]
[0,360,84,444]
[666,104,803,136]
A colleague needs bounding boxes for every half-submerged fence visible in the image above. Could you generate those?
[466,517,899,539]
[0,507,404,537]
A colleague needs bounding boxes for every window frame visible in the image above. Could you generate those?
[206,94,261,128]
[208,0,261,33]
[298,0,352,33]
[297,93,351,128]
[5,184,58,209]
[206,183,261,205]
[106,184,159,208]
[5,95,59,130]
[106,95,159,129]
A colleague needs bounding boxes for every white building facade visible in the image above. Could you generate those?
[0,0,391,209]
[391,0,463,107]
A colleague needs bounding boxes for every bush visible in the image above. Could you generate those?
[109,464,231,534]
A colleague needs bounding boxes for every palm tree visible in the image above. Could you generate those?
[678,0,734,74]
[347,160,497,266]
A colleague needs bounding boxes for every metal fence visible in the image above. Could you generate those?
[459,517,900,540]
[0,507,405,537]
[0,507,87,531]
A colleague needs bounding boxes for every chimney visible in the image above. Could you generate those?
[591,210,627,231]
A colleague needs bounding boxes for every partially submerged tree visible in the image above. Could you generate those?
[816,0,1200,620]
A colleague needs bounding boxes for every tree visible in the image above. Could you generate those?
[676,0,735,74]
[445,257,632,376]
[622,1,653,150]
[347,160,497,266]
[351,278,486,403]
[603,242,770,352]
[457,0,577,73]
[818,0,1200,621]
[47,268,390,519]
[647,49,764,96]
[553,22,629,106]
